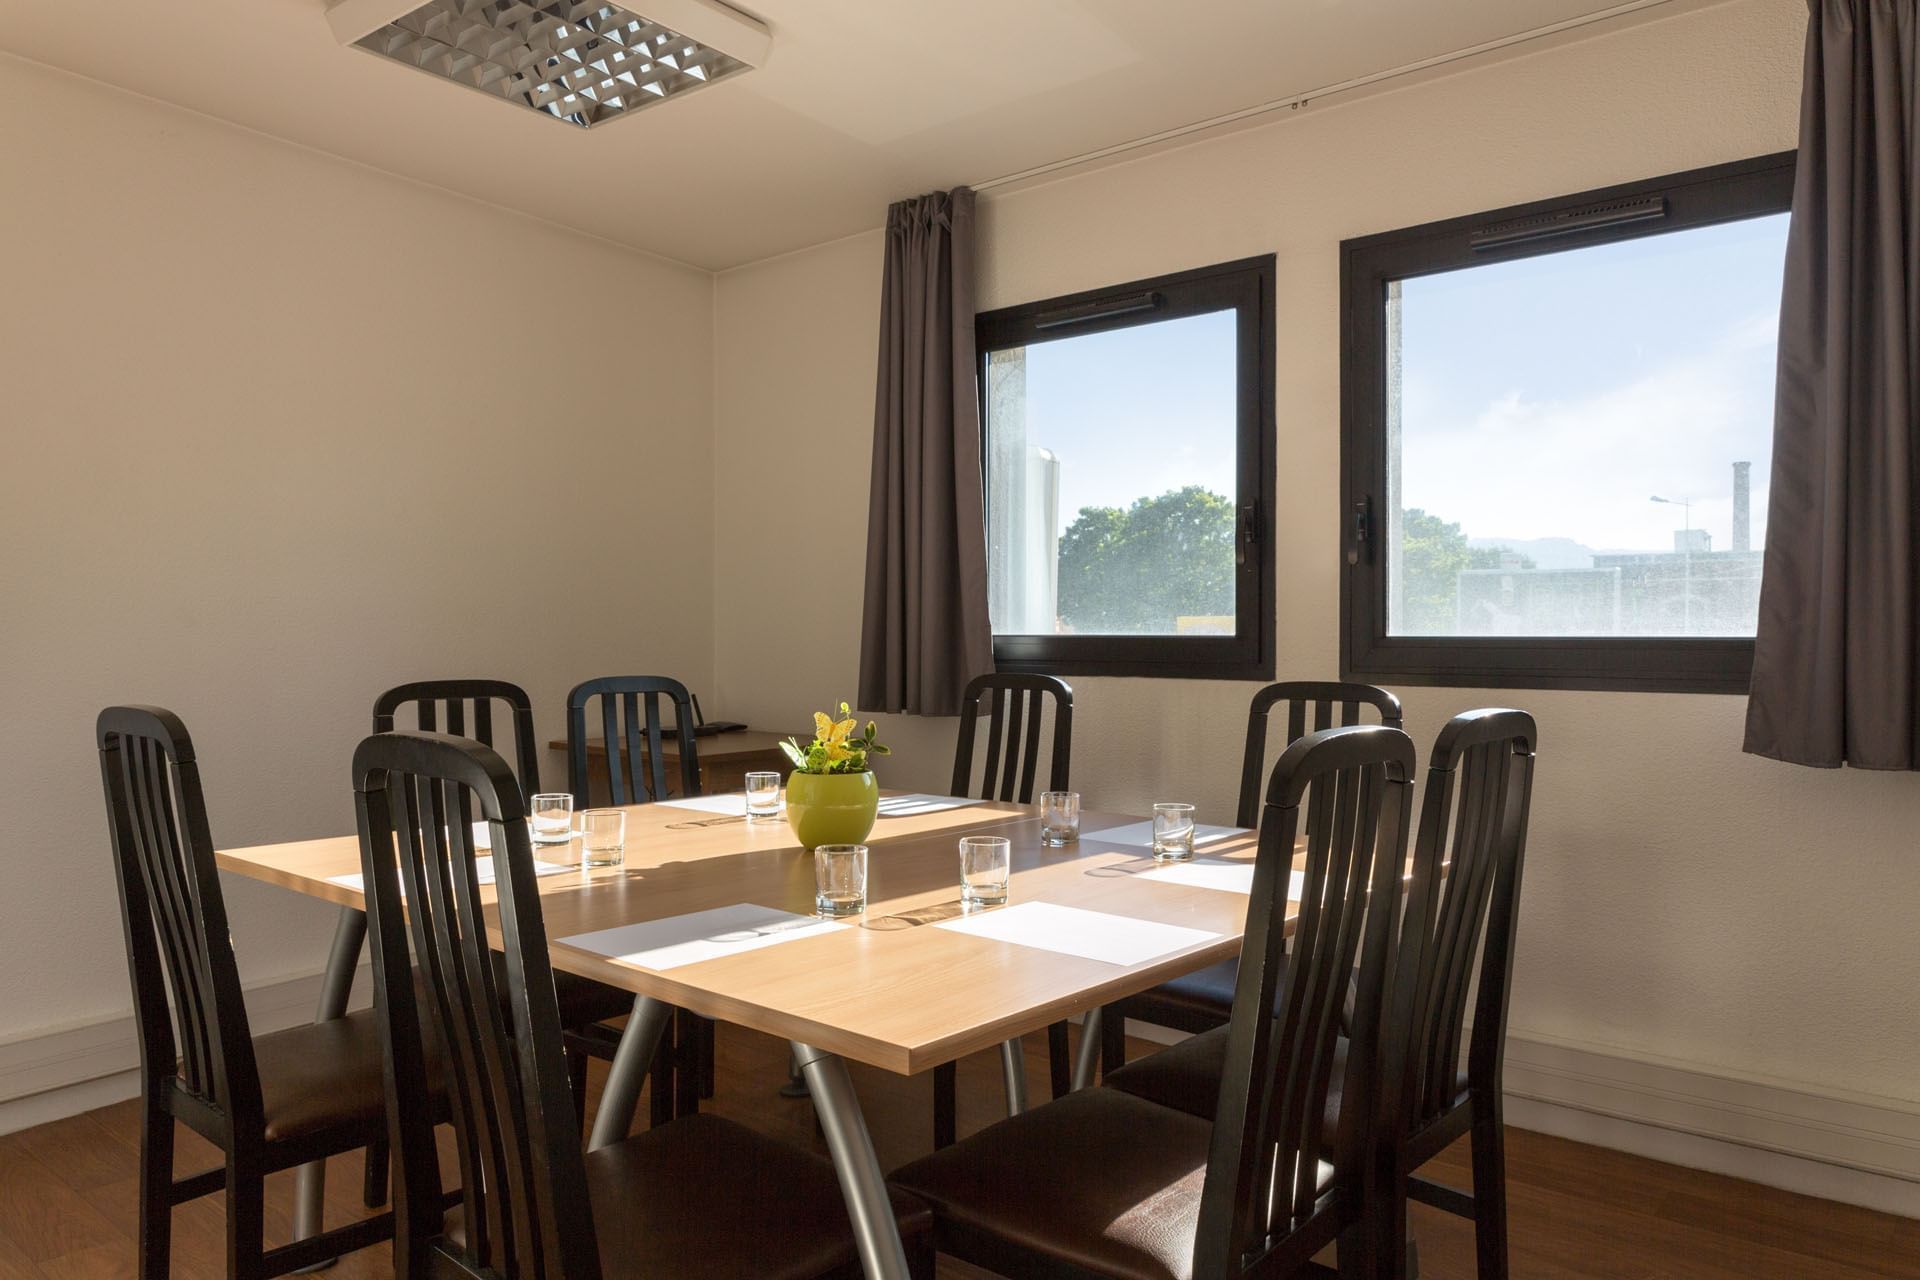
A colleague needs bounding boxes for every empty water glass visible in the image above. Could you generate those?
[1151,803,1197,861]
[1039,791,1080,846]
[959,835,1011,907]
[579,808,626,868]
[815,844,868,916]
[744,771,781,822]
[530,793,574,844]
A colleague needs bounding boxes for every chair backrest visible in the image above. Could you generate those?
[1235,681,1403,828]
[1195,723,1416,1279]
[354,730,598,1280]
[949,673,1073,803]
[373,679,543,799]
[96,706,261,1131]
[565,676,701,806]
[1391,709,1537,1135]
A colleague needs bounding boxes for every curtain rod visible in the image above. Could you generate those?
[971,0,1687,194]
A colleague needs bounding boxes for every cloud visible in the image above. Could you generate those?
[1399,309,1777,550]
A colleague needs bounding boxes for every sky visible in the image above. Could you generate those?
[994,211,1789,559]
[1014,310,1238,524]
[1398,212,1789,553]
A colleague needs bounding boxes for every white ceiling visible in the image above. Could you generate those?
[2,0,1669,270]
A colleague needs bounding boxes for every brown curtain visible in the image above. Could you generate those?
[1746,0,1920,768]
[857,187,993,717]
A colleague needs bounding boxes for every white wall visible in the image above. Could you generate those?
[714,0,1920,1122]
[5,0,1917,1211]
[0,55,715,1046]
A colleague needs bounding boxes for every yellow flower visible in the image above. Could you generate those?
[814,711,856,747]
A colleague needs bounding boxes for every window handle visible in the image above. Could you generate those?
[1348,497,1372,567]
[1238,504,1258,568]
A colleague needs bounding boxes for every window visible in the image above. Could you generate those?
[978,256,1275,680]
[1341,153,1795,692]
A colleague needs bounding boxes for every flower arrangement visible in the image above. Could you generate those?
[781,701,891,775]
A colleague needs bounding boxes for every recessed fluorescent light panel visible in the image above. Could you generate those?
[330,0,769,129]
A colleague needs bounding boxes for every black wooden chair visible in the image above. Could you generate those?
[373,679,544,796]
[1101,681,1403,1075]
[891,723,1418,1280]
[99,706,409,1279]
[352,729,933,1280]
[1106,709,1538,1280]
[566,674,702,806]
[374,680,647,1133]
[931,673,1074,1149]
[565,674,712,1119]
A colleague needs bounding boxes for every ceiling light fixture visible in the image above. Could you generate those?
[325,0,770,130]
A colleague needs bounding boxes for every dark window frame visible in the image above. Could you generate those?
[1340,152,1797,694]
[977,255,1277,682]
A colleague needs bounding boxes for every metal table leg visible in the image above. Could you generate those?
[1071,1007,1103,1091]
[791,1042,910,1280]
[292,907,367,1270]
[999,1038,1028,1115]
[587,995,673,1150]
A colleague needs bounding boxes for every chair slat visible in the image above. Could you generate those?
[373,682,544,799]
[1236,681,1402,829]
[565,677,702,809]
[951,675,1072,802]
[997,690,1026,801]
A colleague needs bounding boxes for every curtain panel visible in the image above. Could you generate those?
[857,187,993,717]
[1746,0,1920,768]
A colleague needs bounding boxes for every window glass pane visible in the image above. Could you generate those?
[1387,213,1789,637]
[985,311,1238,636]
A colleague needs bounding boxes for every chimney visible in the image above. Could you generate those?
[1732,461,1751,552]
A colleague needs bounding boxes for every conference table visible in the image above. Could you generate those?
[216,790,1275,1280]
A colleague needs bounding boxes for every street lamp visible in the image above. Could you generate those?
[1650,494,1693,633]
[1649,494,1692,533]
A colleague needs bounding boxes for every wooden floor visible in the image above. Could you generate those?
[2,1021,1914,1279]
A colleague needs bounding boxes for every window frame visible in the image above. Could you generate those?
[977,255,1277,682]
[1339,152,1797,694]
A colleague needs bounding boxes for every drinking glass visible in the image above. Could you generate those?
[958,835,1011,907]
[1039,791,1080,846]
[530,793,574,844]
[1151,803,1197,861]
[579,808,626,868]
[744,771,782,822]
[814,844,868,916]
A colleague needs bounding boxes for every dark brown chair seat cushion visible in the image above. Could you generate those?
[1107,1026,1465,1129]
[253,1008,393,1144]
[1103,1025,1235,1121]
[447,1113,932,1280]
[1110,959,1238,1034]
[889,1087,1220,1280]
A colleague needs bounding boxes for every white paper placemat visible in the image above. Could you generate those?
[932,901,1220,967]
[875,793,986,816]
[1136,859,1303,901]
[559,903,845,972]
[656,794,750,816]
[1080,821,1249,850]
[327,856,574,896]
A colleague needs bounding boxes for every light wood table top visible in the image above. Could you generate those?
[217,795,1278,1076]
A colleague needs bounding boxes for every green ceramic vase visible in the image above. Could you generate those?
[783,771,879,848]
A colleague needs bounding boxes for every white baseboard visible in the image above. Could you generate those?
[1498,1030,1920,1218]
[1111,1016,1920,1220]
[0,963,372,1137]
